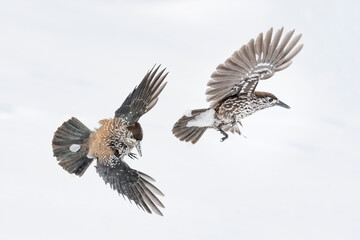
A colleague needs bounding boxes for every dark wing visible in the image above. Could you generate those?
[206,27,303,108]
[96,160,165,216]
[115,65,168,124]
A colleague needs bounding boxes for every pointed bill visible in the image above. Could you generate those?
[276,100,290,109]
[136,141,142,157]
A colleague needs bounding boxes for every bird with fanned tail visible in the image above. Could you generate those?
[173,27,303,143]
[52,65,168,215]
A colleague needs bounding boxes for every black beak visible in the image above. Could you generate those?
[135,141,142,157]
[276,100,290,109]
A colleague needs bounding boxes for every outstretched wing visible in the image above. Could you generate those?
[96,160,165,216]
[115,65,168,124]
[206,27,303,108]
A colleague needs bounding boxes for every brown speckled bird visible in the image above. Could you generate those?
[173,27,303,143]
[52,65,168,215]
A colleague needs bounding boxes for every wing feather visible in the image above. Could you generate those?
[228,53,250,71]
[206,27,303,108]
[268,27,283,61]
[270,29,294,63]
[239,45,253,69]
[115,65,168,124]
[279,43,304,67]
[276,61,293,71]
[246,39,257,66]
[256,33,263,61]
[96,160,165,215]
[263,27,273,62]
[275,34,302,66]
[216,64,245,75]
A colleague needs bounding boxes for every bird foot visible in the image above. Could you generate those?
[220,135,228,142]
[128,152,138,160]
[217,126,228,142]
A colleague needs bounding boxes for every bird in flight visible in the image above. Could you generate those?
[173,27,303,144]
[52,65,168,215]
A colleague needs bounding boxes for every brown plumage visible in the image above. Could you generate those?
[173,27,303,143]
[52,65,168,215]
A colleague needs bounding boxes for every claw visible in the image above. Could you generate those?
[220,135,228,142]
[216,124,228,142]
[128,152,138,160]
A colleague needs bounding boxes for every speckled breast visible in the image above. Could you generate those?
[217,95,264,121]
[88,118,135,163]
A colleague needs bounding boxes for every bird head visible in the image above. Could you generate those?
[127,122,143,157]
[255,91,290,109]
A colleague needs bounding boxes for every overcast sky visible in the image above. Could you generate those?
[1,0,360,239]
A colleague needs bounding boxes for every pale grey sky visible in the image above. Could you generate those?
[1,0,360,239]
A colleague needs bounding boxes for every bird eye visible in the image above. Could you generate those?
[269,98,273,102]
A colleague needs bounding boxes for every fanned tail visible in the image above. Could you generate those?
[172,108,214,144]
[52,117,94,176]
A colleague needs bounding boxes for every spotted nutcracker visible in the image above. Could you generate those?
[173,27,303,143]
[52,65,168,215]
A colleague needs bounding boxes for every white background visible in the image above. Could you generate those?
[1,0,359,239]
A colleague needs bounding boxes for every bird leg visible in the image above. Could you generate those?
[216,124,228,142]
[231,118,236,127]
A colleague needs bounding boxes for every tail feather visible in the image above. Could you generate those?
[52,117,94,176]
[172,108,211,144]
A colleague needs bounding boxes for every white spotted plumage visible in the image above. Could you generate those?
[173,27,302,144]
